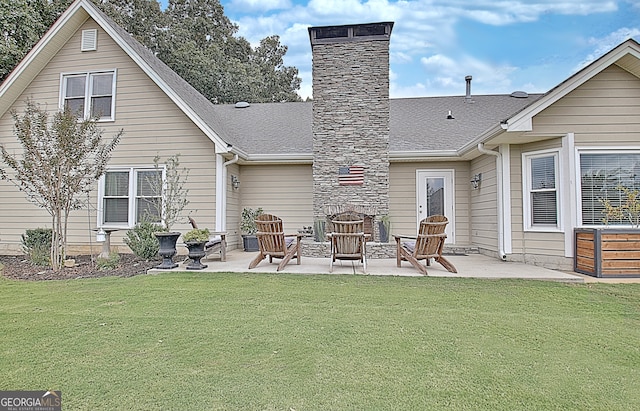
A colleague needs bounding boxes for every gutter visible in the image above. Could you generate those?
[389,150,460,161]
[215,151,239,231]
[477,143,507,260]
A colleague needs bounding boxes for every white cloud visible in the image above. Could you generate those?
[390,81,429,98]
[227,0,292,12]
[575,27,640,70]
[223,0,633,99]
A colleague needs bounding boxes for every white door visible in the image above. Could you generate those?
[417,170,455,243]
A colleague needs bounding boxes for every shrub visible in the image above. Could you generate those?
[97,252,120,270]
[183,228,210,243]
[21,228,52,266]
[241,207,263,235]
[124,222,163,259]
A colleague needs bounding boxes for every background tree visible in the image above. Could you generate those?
[160,0,256,103]
[97,0,166,53]
[0,0,301,103]
[248,35,301,102]
[0,0,70,81]
[0,101,122,271]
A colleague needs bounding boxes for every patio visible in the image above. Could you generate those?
[149,250,589,282]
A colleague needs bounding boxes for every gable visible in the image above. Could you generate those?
[503,39,640,133]
[0,0,231,154]
[531,64,640,138]
[0,18,210,147]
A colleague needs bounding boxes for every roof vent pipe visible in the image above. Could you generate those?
[465,75,472,101]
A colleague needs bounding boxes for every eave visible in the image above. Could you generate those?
[502,39,640,133]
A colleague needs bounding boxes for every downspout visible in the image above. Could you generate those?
[215,152,239,232]
[477,143,507,260]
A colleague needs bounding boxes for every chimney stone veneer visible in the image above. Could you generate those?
[308,22,393,238]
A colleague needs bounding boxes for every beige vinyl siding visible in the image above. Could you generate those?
[239,164,313,242]
[509,140,564,258]
[469,155,497,253]
[225,162,241,249]
[517,232,566,261]
[389,162,470,246]
[532,65,640,143]
[509,146,524,254]
[0,20,218,253]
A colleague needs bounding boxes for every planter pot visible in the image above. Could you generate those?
[185,241,208,270]
[155,232,180,269]
[313,220,325,243]
[378,221,390,243]
[575,228,640,278]
[242,235,259,252]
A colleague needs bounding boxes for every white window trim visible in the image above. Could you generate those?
[97,166,165,229]
[522,149,562,232]
[575,147,640,228]
[59,69,117,122]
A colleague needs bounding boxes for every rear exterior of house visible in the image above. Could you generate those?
[1,0,639,273]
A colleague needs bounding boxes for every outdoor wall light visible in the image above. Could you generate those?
[96,228,107,243]
[470,173,482,189]
[231,175,240,190]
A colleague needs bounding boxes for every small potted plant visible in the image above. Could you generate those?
[146,154,190,269]
[240,207,263,251]
[182,228,210,270]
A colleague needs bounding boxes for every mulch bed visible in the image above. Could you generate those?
[0,254,159,281]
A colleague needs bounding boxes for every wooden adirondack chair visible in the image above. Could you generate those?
[248,214,302,271]
[394,215,457,275]
[327,212,370,273]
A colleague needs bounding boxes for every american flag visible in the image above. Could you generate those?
[338,165,365,185]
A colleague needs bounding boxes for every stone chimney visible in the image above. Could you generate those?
[308,22,394,236]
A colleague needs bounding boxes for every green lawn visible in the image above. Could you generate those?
[0,272,638,410]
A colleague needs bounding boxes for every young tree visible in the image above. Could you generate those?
[0,101,122,271]
[145,154,190,232]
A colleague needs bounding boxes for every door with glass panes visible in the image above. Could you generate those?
[416,170,455,243]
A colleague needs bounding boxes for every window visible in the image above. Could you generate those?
[579,152,640,225]
[524,152,560,229]
[61,71,115,120]
[100,168,162,228]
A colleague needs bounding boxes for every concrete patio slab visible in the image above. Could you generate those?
[149,250,587,283]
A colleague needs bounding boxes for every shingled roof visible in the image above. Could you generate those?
[209,92,542,157]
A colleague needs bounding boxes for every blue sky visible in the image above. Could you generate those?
[162,0,640,100]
